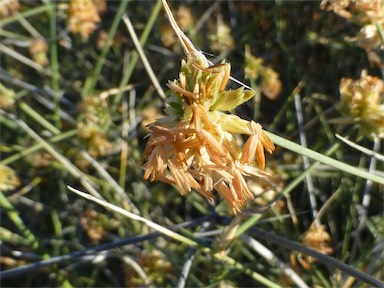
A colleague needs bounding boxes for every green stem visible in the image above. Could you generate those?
[0,4,51,26]
[19,102,60,135]
[81,0,131,98]
[0,130,78,166]
[0,191,38,248]
[112,0,163,109]
[266,131,384,185]
[49,1,61,129]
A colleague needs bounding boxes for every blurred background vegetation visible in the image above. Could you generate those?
[0,0,383,287]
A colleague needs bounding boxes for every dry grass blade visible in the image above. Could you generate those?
[161,0,200,57]
[0,44,53,76]
[336,134,384,161]
[122,14,166,100]
[241,234,308,288]
[68,186,199,247]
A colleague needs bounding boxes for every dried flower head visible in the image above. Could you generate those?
[349,23,383,51]
[0,164,20,191]
[260,67,282,100]
[96,30,126,50]
[321,0,384,66]
[320,0,353,19]
[0,83,16,110]
[80,209,119,243]
[303,225,333,256]
[291,225,333,271]
[78,95,112,130]
[208,16,234,53]
[321,0,384,24]
[160,23,177,48]
[77,125,113,157]
[244,45,282,100]
[124,250,173,286]
[143,0,275,213]
[176,5,193,31]
[68,0,101,39]
[77,95,114,157]
[27,152,54,168]
[29,39,49,66]
[0,0,19,18]
[339,70,384,138]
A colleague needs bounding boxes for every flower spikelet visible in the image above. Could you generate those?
[77,95,113,157]
[0,83,16,109]
[0,0,19,18]
[29,39,49,66]
[321,0,384,67]
[143,0,275,213]
[0,164,20,191]
[68,0,101,39]
[244,45,282,100]
[339,70,384,138]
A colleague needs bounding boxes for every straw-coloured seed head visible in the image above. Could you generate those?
[143,0,275,213]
